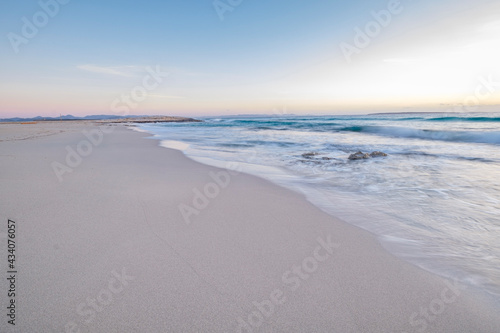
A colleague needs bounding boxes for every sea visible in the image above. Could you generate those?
[137,113,500,300]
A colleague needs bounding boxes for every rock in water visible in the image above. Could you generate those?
[370,151,388,157]
[302,152,319,158]
[348,151,370,160]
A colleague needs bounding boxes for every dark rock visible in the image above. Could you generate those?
[348,151,370,160]
[370,151,388,157]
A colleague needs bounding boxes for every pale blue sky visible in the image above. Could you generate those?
[1,0,499,117]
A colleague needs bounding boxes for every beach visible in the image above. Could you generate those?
[142,114,500,297]
[1,121,499,332]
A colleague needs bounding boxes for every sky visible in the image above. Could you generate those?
[1,0,499,118]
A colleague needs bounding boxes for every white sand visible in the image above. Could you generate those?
[0,122,499,332]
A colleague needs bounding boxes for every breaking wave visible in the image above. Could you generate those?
[340,126,500,144]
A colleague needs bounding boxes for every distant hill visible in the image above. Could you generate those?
[1,114,156,122]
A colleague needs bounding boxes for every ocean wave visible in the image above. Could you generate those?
[339,126,500,144]
[393,151,499,163]
[216,143,255,148]
[426,116,500,122]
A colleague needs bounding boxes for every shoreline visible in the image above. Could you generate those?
[1,121,499,332]
[135,122,500,303]
[152,140,500,304]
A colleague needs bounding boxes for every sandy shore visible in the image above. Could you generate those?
[0,122,499,332]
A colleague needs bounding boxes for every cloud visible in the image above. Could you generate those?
[76,64,202,81]
[77,64,137,77]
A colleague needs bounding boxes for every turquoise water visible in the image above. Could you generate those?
[139,113,500,299]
